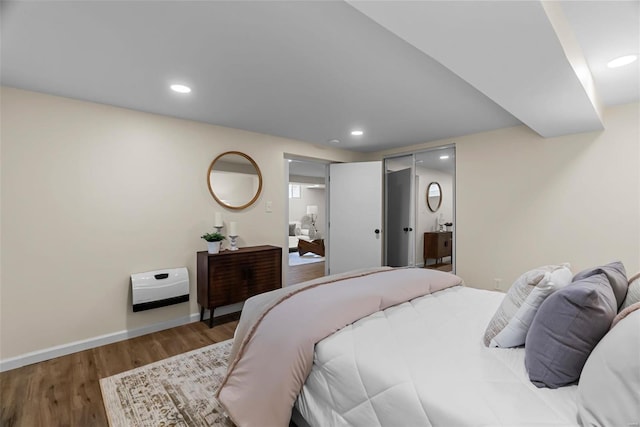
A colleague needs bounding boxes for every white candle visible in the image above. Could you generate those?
[229,221,238,236]
[214,212,223,227]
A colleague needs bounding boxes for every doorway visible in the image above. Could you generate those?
[286,158,327,285]
[384,155,415,267]
[384,146,455,271]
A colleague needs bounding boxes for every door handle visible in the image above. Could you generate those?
[409,227,413,231]
[403,227,409,232]
[374,229,380,234]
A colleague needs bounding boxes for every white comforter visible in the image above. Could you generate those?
[296,286,579,427]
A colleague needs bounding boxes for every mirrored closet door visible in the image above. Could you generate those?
[384,146,456,271]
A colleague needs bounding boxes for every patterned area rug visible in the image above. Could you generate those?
[100,340,234,427]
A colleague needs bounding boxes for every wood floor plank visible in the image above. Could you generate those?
[0,364,30,426]
[287,261,325,285]
[40,356,73,427]
[0,320,237,426]
[70,351,107,427]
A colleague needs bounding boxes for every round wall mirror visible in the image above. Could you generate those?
[207,151,263,210]
[426,182,442,212]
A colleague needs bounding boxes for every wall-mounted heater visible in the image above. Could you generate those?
[131,267,189,312]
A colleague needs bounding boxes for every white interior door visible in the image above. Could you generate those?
[328,161,383,274]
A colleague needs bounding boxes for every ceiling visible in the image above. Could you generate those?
[2,1,638,152]
[289,160,327,180]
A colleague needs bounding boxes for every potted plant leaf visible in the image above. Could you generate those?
[201,232,226,254]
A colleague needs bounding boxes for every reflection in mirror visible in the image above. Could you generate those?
[208,151,262,210]
[427,182,442,212]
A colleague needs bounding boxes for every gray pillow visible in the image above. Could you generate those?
[572,261,628,309]
[525,273,617,389]
[288,223,296,236]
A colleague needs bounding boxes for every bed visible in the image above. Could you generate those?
[296,285,577,426]
[216,266,640,427]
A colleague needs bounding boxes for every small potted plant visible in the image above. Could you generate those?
[201,232,226,254]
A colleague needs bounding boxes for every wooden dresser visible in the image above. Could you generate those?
[197,245,282,327]
[423,232,453,267]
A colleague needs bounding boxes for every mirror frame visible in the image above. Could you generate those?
[207,151,263,210]
[426,181,442,213]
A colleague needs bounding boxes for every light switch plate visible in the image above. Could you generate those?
[265,201,273,212]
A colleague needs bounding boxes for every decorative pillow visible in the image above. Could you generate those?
[577,309,640,426]
[300,229,310,236]
[490,265,572,348]
[572,261,628,309]
[611,301,640,329]
[620,272,640,311]
[288,223,296,236]
[525,273,617,388]
[483,264,569,347]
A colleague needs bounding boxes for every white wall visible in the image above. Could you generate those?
[371,102,640,290]
[0,87,360,360]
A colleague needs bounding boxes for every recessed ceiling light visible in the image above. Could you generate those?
[328,139,340,144]
[170,84,192,93]
[350,130,364,136]
[607,55,638,68]
[440,155,450,160]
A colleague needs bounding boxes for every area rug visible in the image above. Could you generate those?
[100,340,233,427]
[288,252,324,266]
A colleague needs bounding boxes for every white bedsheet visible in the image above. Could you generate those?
[296,286,579,427]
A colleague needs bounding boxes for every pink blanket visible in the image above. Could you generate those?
[216,267,463,427]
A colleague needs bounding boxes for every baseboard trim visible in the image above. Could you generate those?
[0,312,204,372]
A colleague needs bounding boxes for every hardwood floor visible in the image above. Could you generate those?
[287,261,325,285]
[1,265,324,426]
[0,320,237,427]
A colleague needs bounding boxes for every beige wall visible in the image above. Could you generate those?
[2,87,638,362]
[372,102,640,290]
[0,87,360,359]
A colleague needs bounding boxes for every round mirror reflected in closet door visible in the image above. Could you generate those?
[426,182,442,212]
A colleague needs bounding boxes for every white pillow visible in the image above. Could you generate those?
[577,309,640,426]
[300,229,310,236]
[490,265,572,348]
[483,263,570,347]
[620,272,640,311]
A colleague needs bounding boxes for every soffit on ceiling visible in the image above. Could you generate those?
[1,1,637,152]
